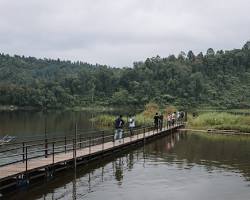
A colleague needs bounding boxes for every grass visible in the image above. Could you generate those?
[90,102,163,127]
[90,112,154,128]
[90,113,154,127]
[188,112,250,133]
[90,114,116,127]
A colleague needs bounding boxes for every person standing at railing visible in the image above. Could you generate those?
[128,115,135,136]
[159,114,163,131]
[167,114,172,128]
[114,115,125,142]
[180,111,184,123]
[154,113,159,130]
[176,111,180,125]
[172,112,176,126]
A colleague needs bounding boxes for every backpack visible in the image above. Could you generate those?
[115,118,124,129]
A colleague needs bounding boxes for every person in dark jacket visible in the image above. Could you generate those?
[159,114,163,131]
[114,115,125,142]
[154,113,159,130]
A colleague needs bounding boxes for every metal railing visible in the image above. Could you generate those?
[0,125,157,168]
[0,120,184,177]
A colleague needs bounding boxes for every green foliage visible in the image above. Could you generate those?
[90,114,116,127]
[188,112,250,132]
[143,102,159,118]
[90,112,153,128]
[0,42,250,109]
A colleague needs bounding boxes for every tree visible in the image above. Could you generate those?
[111,89,129,105]
[0,44,250,109]
[178,51,186,60]
[187,50,195,62]
[207,48,215,56]
[196,52,204,60]
[242,41,250,50]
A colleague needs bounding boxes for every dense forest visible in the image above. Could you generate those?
[0,42,250,109]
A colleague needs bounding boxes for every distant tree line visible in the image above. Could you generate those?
[0,41,250,109]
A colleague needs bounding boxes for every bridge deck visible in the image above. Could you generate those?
[0,125,182,187]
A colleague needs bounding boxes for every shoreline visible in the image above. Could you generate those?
[0,105,143,112]
[180,128,250,135]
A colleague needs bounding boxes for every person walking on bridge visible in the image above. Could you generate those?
[154,113,159,131]
[128,115,135,136]
[172,112,176,126]
[159,114,163,131]
[114,115,125,142]
[167,114,172,128]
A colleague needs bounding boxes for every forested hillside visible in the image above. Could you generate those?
[0,42,250,109]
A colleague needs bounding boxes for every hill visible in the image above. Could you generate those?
[0,42,250,109]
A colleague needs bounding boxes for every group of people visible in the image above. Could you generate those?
[154,113,164,130]
[154,111,185,130]
[114,115,135,142]
[113,111,185,142]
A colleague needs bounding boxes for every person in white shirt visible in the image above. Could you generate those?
[176,111,180,125]
[128,115,135,136]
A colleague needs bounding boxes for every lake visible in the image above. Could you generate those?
[1,111,250,199]
[0,109,139,139]
[0,110,101,138]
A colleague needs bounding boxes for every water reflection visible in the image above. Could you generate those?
[0,110,98,137]
[114,158,124,184]
[2,131,250,200]
[0,109,140,138]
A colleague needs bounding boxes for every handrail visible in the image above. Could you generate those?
[0,124,166,167]
[1,125,148,147]
[0,125,152,153]
[0,132,109,153]
[0,129,108,147]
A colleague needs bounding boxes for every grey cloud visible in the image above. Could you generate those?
[0,0,249,67]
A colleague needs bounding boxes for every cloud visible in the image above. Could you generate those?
[0,0,250,67]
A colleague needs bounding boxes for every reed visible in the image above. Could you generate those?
[188,112,250,132]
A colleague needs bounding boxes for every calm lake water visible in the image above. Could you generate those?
[0,109,139,138]
[0,110,101,138]
[2,130,250,199]
[0,110,139,166]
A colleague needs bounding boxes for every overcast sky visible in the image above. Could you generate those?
[0,0,249,67]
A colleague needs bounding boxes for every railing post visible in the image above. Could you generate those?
[45,138,48,158]
[52,142,55,164]
[89,137,91,154]
[44,114,48,158]
[25,146,28,173]
[73,138,75,159]
[102,131,104,151]
[22,142,25,163]
[64,136,67,153]
[25,145,29,183]
[143,129,145,144]
[74,123,77,169]
[123,131,125,144]
[80,135,82,149]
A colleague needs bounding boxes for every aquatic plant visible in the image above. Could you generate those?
[188,112,250,132]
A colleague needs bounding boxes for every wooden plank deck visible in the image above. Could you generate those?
[0,125,180,183]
